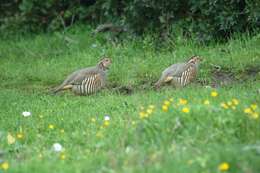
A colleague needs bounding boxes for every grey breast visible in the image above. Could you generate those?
[72,74,102,95]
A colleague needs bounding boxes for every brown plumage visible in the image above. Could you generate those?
[52,57,112,95]
[155,56,201,89]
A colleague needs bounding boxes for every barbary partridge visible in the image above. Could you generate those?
[52,57,112,95]
[155,55,201,89]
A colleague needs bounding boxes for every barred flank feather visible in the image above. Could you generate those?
[72,74,102,95]
[174,66,196,87]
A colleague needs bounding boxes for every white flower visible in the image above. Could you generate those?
[22,111,31,117]
[125,146,132,154]
[104,115,110,121]
[91,44,97,48]
[52,143,63,152]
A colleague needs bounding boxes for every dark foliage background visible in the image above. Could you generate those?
[0,0,259,41]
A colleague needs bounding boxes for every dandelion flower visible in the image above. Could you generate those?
[251,112,259,119]
[139,111,148,119]
[204,100,210,105]
[179,98,187,105]
[38,153,43,159]
[218,162,230,171]
[227,101,232,106]
[16,133,24,139]
[149,105,155,109]
[22,111,31,117]
[60,153,66,160]
[7,133,16,145]
[211,91,218,97]
[244,108,252,114]
[103,121,110,127]
[162,105,169,112]
[1,161,9,170]
[164,100,170,106]
[91,118,96,123]
[250,104,257,110]
[220,103,228,109]
[139,111,145,118]
[182,107,190,113]
[52,143,63,152]
[48,124,55,129]
[232,99,239,105]
[146,109,153,114]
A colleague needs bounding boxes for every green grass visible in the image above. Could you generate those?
[0,28,260,173]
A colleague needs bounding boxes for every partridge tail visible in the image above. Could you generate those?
[50,84,73,94]
[154,80,163,90]
[154,75,173,89]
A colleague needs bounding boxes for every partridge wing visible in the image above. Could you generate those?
[170,63,192,77]
[71,71,99,85]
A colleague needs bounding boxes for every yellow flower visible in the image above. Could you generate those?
[220,103,228,109]
[162,105,169,112]
[139,111,148,119]
[251,112,259,119]
[179,98,188,105]
[182,107,190,113]
[232,99,239,105]
[48,124,55,129]
[164,100,171,106]
[250,104,257,110]
[91,118,96,123]
[146,108,153,114]
[211,91,218,97]
[38,153,43,159]
[227,101,232,106]
[218,162,230,171]
[7,133,16,145]
[60,153,66,160]
[244,108,252,114]
[149,105,155,109]
[103,121,110,127]
[16,133,24,139]
[204,100,210,105]
[1,162,9,170]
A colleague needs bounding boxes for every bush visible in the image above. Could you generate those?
[0,0,259,41]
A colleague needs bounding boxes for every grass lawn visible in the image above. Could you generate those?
[0,28,260,173]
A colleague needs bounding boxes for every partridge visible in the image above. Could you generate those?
[155,55,201,89]
[52,57,112,95]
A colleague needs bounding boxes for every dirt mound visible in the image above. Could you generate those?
[210,64,260,88]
